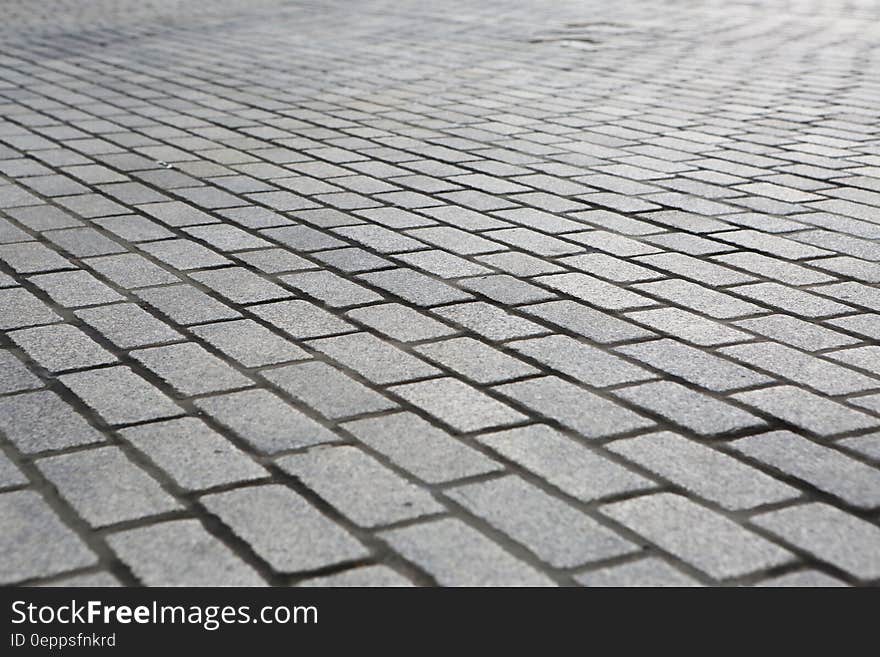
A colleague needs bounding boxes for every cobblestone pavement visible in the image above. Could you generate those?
[2,0,880,587]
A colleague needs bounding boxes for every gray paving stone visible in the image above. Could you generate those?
[826,314,880,341]
[632,278,763,319]
[307,332,439,385]
[59,366,182,425]
[510,335,654,387]
[477,251,563,277]
[343,412,500,484]
[196,389,338,454]
[38,446,181,527]
[277,445,443,527]
[0,350,43,394]
[405,226,503,255]
[358,268,473,306]
[448,475,637,568]
[85,253,179,289]
[9,324,116,372]
[75,303,183,349]
[731,431,880,509]
[720,342,878,395]
[183,223,272,251]
[576,558,702,587]
[3,0,880,588]
[392,377,527,433]
[804,255,880,283]
[0,490,97,585]
[839,434,880,461]
[332,224,424,253]
[264,361,396,419]
[93,214,174,242]
[559,253,660,283]
[40,571,122,587]
[732,386,880,436]
[0,452,27,489]
[346,303,456,342]
[138,201,218,227]
[479,425,654,501]
[0,390,103,453]
[713,252,836,286]
[569,230,661,257]
[192,319,309,367]
[813,282,880,312]
[459,274,556,305]
[602,493,793,580]
[755,570,848,587]
[250,299,354,339]
[609,431,795,509]
[0,242,72,273]
[202,484,368,573]
[495,376,653,439]
[753,503,880,580]
[30,270,123,307]
[617,339,772,392]
[716,229,832,259]
[285,269,384,308]
[191,267,292,304]
[121,417,267,491]
[132,343,252,396]
[107,519,266,586]
[613,381,767,436]
[826,345,880,378]
[626,307,750,346]
[522,300,654,343]
[396,249,491,278]
[298,566,413,587]
[135,284,241,325]
[487,227,581,256]
[636,252,755,286]
[380,518,554,586]
[734,315,859,351]
[416,337,537,384]
[237,248,315,273]
[432,301,547,341]
[534,272,654,310]
[140,238,231,270]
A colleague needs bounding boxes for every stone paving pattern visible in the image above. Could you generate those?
[1,0,880,587]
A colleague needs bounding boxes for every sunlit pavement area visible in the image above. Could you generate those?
[2,0,880,587]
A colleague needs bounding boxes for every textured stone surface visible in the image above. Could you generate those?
[0,490,97,585]
[277,445,443,527]
[448,476,637,568]
[753,503,880,581]
[380,519,554,587]
[9,325,116,372]
[202,485,367,573]
[613,381,767,436]
[731,431,880,510]
[264,361,396,419]
[37,447,181,527]
[121,418,268,491]
[608,432,796,509]
[392,377,527,433]
[2,0,880,587]
[478,425,654,501]
[576,558,701,587]
[344,412,500,483]
[195,390,338,454]
[495,377,653,438]
[58,366,182,425]
[108,520,266,586]
[602,494,794,579]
